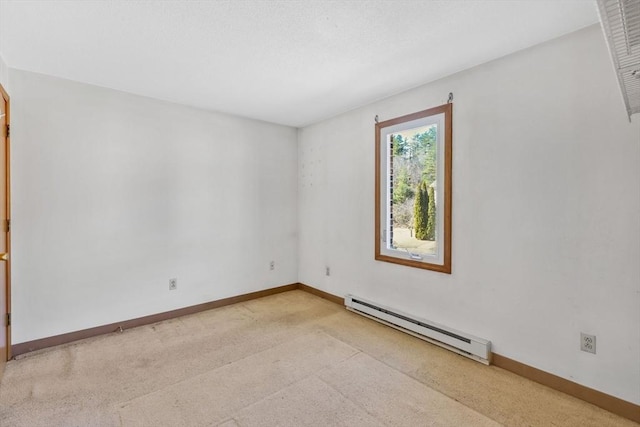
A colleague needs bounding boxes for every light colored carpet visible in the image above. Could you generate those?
[0,290,634,426]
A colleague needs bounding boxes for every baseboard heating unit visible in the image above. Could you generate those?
[345,295,492,365]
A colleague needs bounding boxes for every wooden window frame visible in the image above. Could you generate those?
[375,103,452,273]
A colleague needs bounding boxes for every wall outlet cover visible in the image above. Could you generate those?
[580,332,596,354]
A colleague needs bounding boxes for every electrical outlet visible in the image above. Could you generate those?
[580,333,596,354]
[326,266,330,276]
[270,261,275,271]
[169,278,177,290]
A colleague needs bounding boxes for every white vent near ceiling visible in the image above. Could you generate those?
[345,295,491,365]
[598,0,640,118]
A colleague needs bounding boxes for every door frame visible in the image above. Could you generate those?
[0,83,11,362]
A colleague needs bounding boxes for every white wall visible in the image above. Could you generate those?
[10,70,298,344]
[0,54,8,91]
[298,25,640,404]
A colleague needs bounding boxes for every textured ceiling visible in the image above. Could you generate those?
[0,1,599,127]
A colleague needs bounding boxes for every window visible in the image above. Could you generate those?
[375,103,452,273]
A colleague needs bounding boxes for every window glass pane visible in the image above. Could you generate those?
[388,124,437,256]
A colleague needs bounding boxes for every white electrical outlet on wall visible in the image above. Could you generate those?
[580,333,596,354]
[169,278,177,290]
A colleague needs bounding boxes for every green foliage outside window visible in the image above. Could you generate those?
[426,186,436,240]
[414,181,429,240]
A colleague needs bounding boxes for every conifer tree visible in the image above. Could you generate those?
[426,186,436,240]
[414,181,429,240]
